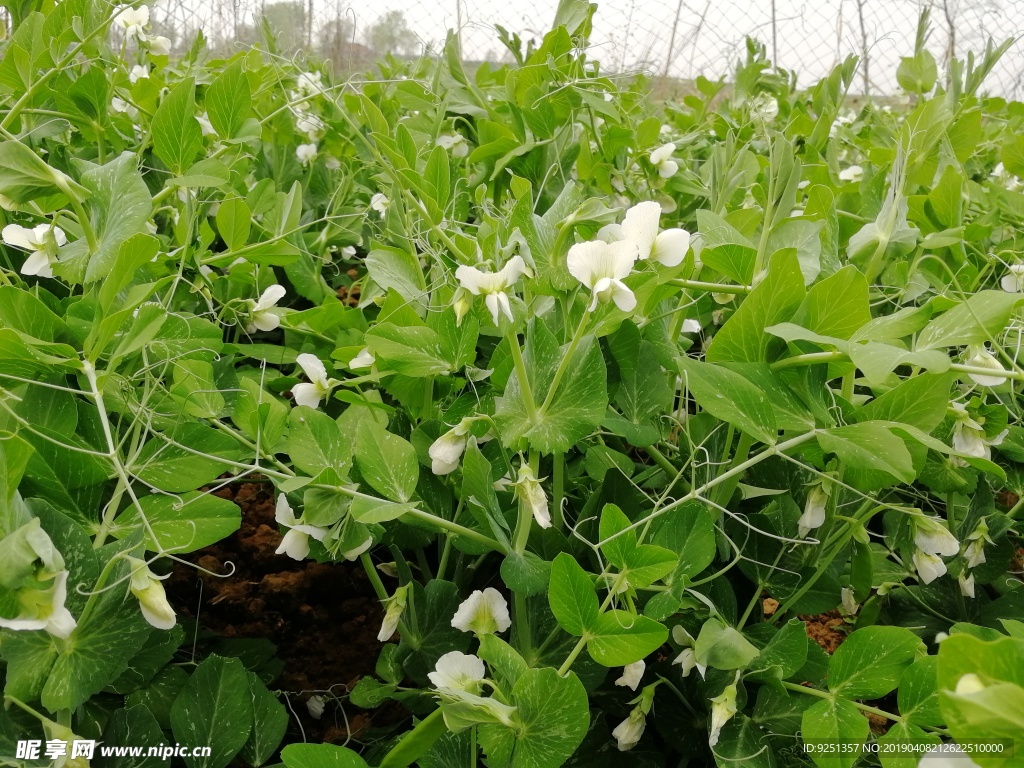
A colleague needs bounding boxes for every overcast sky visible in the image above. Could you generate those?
[160,0,1024,96]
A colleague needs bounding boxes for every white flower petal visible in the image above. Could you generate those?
[651,228,691,267]
[428,651,487,692]
[291,382,323,409]
[296,353,329,385]
[255,283,287,311]
[621,201,662,262]
[450,587,511,635]
[20,249,53,278]
[615,660,645,691]
[276,528,311,560]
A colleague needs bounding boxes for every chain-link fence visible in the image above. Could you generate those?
[151,0,1024,97]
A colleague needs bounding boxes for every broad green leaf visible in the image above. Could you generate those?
[794,265,870,340]
[877,722,939,768]
[745,619,809,682]
[95,705,167,768]
[365,323,452,377]
[916,291,1024,351]
[152,78,203,175]
[897,656,942,727]
[355,421,418,503]
[206,59,252,139]
[694,618,760,670]
[766,218,824,284]
[816,423,916,483]
[281,744,369,768]
[713,714,777,768]
[366,246,426,304]
[857,373,953,432]
[496,320,607,453]
[0,139,86,202]
[170,655,253,768]
[700,242,757,285]
[133,423,247,493]
[650,500,716,583]
[216,198,252,251]
[548,553,599,636]
[287,406,351,477]
[828,626,925,699]
[240,671,288,767]
[477,668,589,768]
[801,698,869,768]
[707,248,805,363]
[588,611,667,666]
[113,492,241,553]
[398,580,471,683]
[678,357,777,443]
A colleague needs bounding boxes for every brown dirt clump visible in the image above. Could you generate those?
[800,611,847,653]
[165,479,402,747]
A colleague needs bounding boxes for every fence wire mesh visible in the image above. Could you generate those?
[149,0,1024,97]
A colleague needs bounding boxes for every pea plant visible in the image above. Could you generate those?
[0,1,1022,766]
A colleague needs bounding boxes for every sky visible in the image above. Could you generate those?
[156,0,1024,96]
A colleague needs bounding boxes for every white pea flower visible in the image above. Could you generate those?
[963,346,1009,387]
[294,71,323,99]
[0,570,77,639]
[681,318,702,334]
[455,255,531,325]
[428,651,487,693]
[1000,263,1024,293]
[2,223,66,278]
[340,245,356,257]
[436,133,469,158]
[307,695,326,719]
[149,34,171,56]
[196,112,216,137]
[708,683,738,747]
[615,660,645,691]
[949,402,1006,466]
[126,557,175,630]
[840,587,859,615]
[567,240,638,312]
[649,143,678,178]
[129,64,149,84]
[111,96,135,116]
[913,515,960,557]
[324,155,341,171]
[378,584,409,641]
[341,535,374,561]
[295,111,325,139]
[296,143,318,166]
[612,706,646,751]
[292,353,340,409]
[429,418,475,475]
[370,192,389,218]
[115,4,150,41]
[348,347,375,369]
[958,571,975,598]
[513,463,550,529]
[274,494,329,561]
[838,165,863,183]
[451,587,511,635]
[603,201,690,267]
[991,162,1022,192]
[245,284,286,333]
[913,550,947,584]
[671,625,706,678]
[798,483,830,537]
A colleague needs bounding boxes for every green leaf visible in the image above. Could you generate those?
[857,373,953,433]
[801,698,869,768]
[477,668,589,768]
[365,323,452,377]
[170,655,254,768]
[240,671,288,767]
[95,705,167,768]
[897,656,942,727]
[794,265,870,340]
[206,59,252,139]
[496,320,607,453]
[133,423,247,493]
[677,357,777,443]
[0,139,86,202]
[827,626,925,699]
[713,714,777,768]
[650,500,716,583]
[707,248,805,363]
[548,553,599,636]
[694,618,761,671]
[355,421,418,503]
[281,744,369,768]
[745,619,809,682]
[816,423,916,483]
[700,243,757,285]
[587,611,668,666]
[398,580,471,683]
[916,291,1024,350]
[42,567,150,711]
[216,198,252,251]
[152,78,203,176]
[366,247,427,304]
[113,492,241,553]
[287,406,351,477]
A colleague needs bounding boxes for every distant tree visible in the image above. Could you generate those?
[258,1,306,52]
[366,10,417,57]
[319,16,356,60]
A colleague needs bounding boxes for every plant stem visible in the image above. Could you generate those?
[552,451,564,529]
[780,682,901,722]
[669,278,751,294]
[505,329,538,423]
